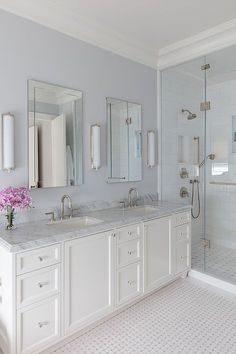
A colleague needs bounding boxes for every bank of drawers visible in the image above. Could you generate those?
[173,212,190,274]
[16,244,61,354]
[115,224,143,306]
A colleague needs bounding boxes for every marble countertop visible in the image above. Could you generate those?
[0,201,190,253]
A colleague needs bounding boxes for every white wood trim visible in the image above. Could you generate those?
[158,18,236,70]
[189,270,236,295]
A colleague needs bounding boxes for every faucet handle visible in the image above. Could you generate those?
[119,201,126,209]
[45,211,55,223]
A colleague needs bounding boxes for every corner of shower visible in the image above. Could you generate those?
[160,49,236,288]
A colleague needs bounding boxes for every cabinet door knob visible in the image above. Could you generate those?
[128,250,136,255]
[38,321,49,328]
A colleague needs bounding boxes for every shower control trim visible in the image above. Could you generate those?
[180,187,189,198]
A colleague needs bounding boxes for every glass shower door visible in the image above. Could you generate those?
[203,46,236,285]
[161,57,206,273]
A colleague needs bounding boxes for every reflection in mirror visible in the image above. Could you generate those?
[107,98,142,183]
[28,80,83,189]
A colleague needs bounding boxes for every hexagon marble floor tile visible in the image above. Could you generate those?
[47,278,236,354]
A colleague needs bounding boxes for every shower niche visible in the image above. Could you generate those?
[178,135,199,164]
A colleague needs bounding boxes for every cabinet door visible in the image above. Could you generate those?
[116,262,142,307]
[64,232,114,334]
[144,217,172,293]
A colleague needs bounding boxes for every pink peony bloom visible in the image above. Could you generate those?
[0,186,32,211]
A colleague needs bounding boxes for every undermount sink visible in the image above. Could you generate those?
[122,205,160,216]
[47,216,103,229]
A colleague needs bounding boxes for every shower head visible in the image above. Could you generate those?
[182,109,197,120]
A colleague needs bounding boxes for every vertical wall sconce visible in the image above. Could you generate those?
[90,124,101,170]
[147,130,156,168]
[0,113,14,172]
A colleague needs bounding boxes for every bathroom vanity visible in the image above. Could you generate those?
[0,203,191,354]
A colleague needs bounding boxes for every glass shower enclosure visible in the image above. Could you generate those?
[161,45,236,285]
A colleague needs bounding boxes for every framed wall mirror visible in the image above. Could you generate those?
[28,80,83,189]
[107,98,142,183]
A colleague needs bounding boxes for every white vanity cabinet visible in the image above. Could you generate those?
[0,209,191,354]
[64,231,114,335]
[143,216,172,293]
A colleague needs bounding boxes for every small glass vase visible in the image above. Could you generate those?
[5,206,16,230]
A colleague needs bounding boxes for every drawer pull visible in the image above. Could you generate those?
[180,255,187,260]
[37,281,48,288]
[128,250,136,255]
[38,321,49,328]
[128,280,136,286]
[38,255,48,262]
[128,231,132,236]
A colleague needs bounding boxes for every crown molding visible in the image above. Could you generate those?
[158,18,236,70]
[0,4,157,69]
[1,3,236,71]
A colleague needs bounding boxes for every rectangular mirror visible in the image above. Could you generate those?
[107,98,142,182]
[28,80,83,189]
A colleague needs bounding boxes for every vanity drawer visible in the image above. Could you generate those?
[16,244,61,275]
[117,239,141,268]
[176,242,190,274]
[175,224,190,243]
[116,262,142,306]
[174,212,190,227]
[116,224,141,244]
[17,264,60,308]
[17,295,60,354]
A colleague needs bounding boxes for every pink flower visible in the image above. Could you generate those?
[0,186,32,211]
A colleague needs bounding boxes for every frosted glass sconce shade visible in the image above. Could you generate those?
[0,113,14,172]
[147,130,156,168]
[90,124,101,170]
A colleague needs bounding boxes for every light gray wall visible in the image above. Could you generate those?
[0,10,157,212]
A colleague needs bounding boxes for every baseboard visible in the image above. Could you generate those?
[189,269,236,295]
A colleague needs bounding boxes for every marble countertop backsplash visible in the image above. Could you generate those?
[0,195,190,253]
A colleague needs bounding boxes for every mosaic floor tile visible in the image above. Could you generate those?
[52,278,236,354]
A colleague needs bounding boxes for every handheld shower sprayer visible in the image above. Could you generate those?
[199,153,216,169]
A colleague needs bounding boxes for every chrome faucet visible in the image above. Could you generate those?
[60,195,72,220]
[128,188,139,208]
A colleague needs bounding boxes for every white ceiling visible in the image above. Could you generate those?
[1,0,236,67]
